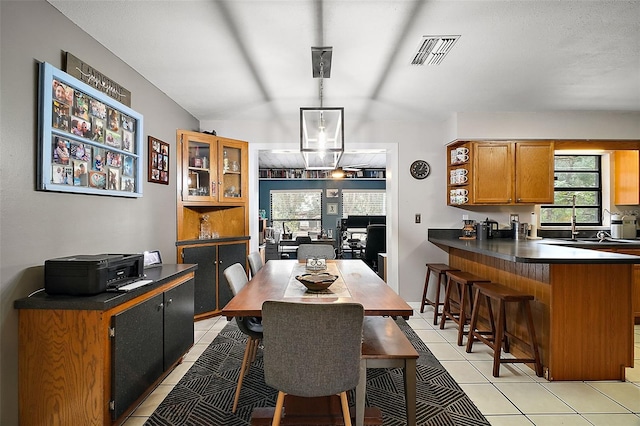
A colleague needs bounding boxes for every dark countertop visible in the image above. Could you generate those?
[14,264,197,311]
[428,230,640,264]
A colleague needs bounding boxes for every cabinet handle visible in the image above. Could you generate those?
[517,198,521,202]
[158,302,164,310]
[166,298,173,306]
[508,198,512,203]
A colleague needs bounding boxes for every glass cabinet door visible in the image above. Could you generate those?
[219,141,244,202]
[183,135,216,201]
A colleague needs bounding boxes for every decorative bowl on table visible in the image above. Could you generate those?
[295,273,338,292]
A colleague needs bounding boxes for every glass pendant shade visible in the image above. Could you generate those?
[300,107,344,170]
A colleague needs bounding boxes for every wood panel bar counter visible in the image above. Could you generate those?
[428,230,638,381]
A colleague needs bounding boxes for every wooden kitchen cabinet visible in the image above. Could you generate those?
[472,141,513,203]
[447,140,554,206]
[176,130,250,319]
[16,266,195,426]
[614,150,640,205]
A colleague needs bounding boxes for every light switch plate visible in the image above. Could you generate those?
[415,214,421,223]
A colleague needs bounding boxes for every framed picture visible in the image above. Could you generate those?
[148,136,169,184]
[327,203,338,215]
[326,188,339,198]
[38,62,143,197]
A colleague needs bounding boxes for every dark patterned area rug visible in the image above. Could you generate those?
[146,318,489,426]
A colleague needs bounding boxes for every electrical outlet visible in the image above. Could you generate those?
[415,214,421,223]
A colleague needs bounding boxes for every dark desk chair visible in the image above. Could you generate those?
[294,235,312,244]
[363,224,386,271]
[262,301,364,426]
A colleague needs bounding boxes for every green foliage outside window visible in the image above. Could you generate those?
[540,155,602,226]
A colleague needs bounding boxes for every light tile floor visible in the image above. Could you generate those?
[124,302,640,426]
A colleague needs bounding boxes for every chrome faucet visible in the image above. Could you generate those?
[571,195,579,240]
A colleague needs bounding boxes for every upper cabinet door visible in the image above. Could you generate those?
[180,130,218,203]
[218,138,248,203]
[514,142,555,204]
[472,142,513,204]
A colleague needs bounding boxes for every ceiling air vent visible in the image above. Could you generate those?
[411,35,460,66]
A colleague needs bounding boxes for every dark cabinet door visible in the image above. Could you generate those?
[164,278,195,370]
[217,243,247,308]
[183,245,217,315]
[111,293,164,420]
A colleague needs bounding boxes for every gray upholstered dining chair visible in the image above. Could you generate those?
[247,251,264,278]
[262,300,364,426]
[296,243,336,260]
[222,263,263,413]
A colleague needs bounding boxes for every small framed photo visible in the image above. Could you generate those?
[326,188,339,198]
[327,203,338,215]
[148,136,169,184]
[143,250,163,268]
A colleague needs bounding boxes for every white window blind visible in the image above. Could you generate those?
[341,190,386,218]
[270,190,322,232]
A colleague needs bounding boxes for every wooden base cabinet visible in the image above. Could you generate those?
[16,267,195,426]
[179,240,248,318]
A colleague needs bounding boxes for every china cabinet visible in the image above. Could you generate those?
[176,130,250,319]
[179,130,248,204]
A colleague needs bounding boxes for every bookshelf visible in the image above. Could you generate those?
[259,168,386,180]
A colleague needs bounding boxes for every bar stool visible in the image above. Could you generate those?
[420,263,459,325]
[465,282,543,377]
[439,271,491,346]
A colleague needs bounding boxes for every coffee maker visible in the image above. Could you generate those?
[461,219,477,239]
[476,218,499,240]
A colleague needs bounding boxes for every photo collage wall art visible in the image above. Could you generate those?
[41,62,143,198]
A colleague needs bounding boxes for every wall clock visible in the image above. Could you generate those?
[410,160,431,180]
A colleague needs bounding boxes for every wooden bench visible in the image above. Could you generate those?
[356,316,419,426]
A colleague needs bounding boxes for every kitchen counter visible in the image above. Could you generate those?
[428,229,636,381]
[427,233,640,264]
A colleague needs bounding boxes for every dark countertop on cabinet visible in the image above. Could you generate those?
[428,229,640,264]
[14,264,197,311]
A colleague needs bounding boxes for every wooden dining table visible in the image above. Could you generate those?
[221,259,413,319]
[221,259,415,426]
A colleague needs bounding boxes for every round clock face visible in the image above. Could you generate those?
[410,160,431,179]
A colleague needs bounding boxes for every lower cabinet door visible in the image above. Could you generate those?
[183,245,218,315]
[217,242,248,308]
[164,278,195,370]
[111,293,164,420]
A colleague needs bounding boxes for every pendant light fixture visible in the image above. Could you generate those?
[300,47,344,170]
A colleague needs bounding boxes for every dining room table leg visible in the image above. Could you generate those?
[355,359,366,426]
[404,358,417,426]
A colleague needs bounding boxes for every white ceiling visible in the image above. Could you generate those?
[48,1,640,169]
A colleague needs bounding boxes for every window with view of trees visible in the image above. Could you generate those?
[540,155,602,226]
[341,190,386,217]
[270,190,322,233]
